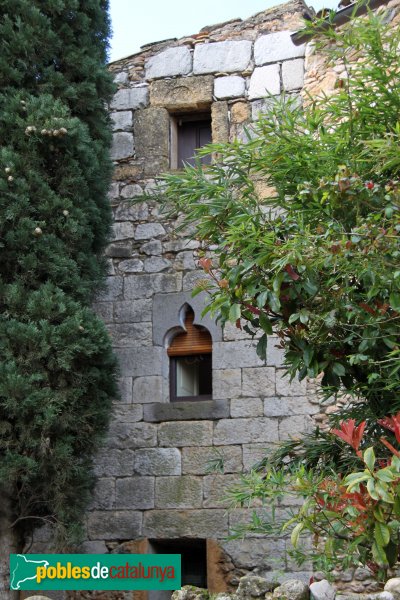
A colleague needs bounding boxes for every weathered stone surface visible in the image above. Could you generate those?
[114,299,152,323]
[111,132,134,160]
[237,575,277,598]
[124,273,182,298]
[115,477,154,509]
[155,476,202,508]
[254,32,305,65]
[114,71,128,84]
[93,301,113,323]
[249,65,280,99]
[120,183,143,198]
[115,202,148,221]
[276,370,307,395]
[112,404,143,423]
[108,323,152,348]
[94,448,134,477]
[89,478,115,510]
[135,223,166,240]
[145,46,192,79]
[108,181,120,199]
[310,580,336,600]
[213,341,264,369]
[203,474,237,508]
[150,76,213,110]
[172,586,209,600]
[213,369,242,399]
[106,421,157,449]
[116,347,162,377]
[173,250,196,271]
[110,87,149,110]
[231,398,263,418]
[385,580,400,600]
[87,510,142,540]
[111,222,135,241]
[97,276,123,301]
[134,448,181,476]
[279,415,313,440]
[143,509,228,537]
[132,376,163,404]
[282,59,304,91]
[214,418,279,445]
[144,400,229,422]
[111,110,132,131]
[231,101,250,124]
[105,243,133,258]
[182,445,242,474]
[212,101,229,143]
[118,258,144,273]
[144,257,171,272]
[251,98,275,120]
[141,240,162,255]
[158,421,213,447]
[273,580,309,600]
[242,367,276,396]
[264,396,317,417]
[215,76,245,99]
[134,107,169,175]
[163,239,199,252]
[223,538,285,569]
[194,41,252,74]
[117,377,132,404]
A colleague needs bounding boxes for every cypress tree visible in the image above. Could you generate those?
[0,1,117,592]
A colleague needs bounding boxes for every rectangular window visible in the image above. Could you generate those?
[170,113,212,169]
[170,354,212,402]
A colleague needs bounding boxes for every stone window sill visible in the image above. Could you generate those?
[143,399,229,422]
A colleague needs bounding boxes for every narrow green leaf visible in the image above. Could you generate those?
[291,522,304,548]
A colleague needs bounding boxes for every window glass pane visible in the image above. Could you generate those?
[176,357,199,397]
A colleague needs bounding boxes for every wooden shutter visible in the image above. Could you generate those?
[168,308,212,356]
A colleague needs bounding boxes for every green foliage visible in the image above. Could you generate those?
[0,1,117,546]
[158,6,400,572]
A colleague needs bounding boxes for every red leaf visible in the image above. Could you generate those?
[378,412,400,444]
[331,419,366,451]
[285,264,300,281]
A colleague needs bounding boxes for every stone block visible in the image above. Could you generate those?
[106,421,157,449]
[214,417,278,445]
[110,87,149,110]
[115,476,154,509]
[118,258,144,273]
[231,101,250,124]
[229,508,271,536]
[87,510,142,540]
[132,376,163,404]
[231,398,263,418]
[143,400,229,423]
[276,369,307,396]
[93,301,113,323]
[242,367,276,396]
[173,250,196,271]
[222,537,286,569]
[193,40,251,74]
[111,222,135,241]
[163,239,199,252]
[264,396,318,417]
[120,183,143,198]
[112,404,143,423]
[134,448,181,476]
[249,65,280,100]
[213,341,264,369]
[183,270,210,291]
[215,76,246,99]
[94,448,134,477]
[116,347,162,377]
[143,509,228,538]
[282,59,304,91]
[155,476,203,508]
[110,132,134,160]
[135,223,166,240]
[182,445,242,474]
[108,181,119,199]
[150,76,213,110]
[105,243,133,258]
[279,415,313,440]
[115,200,148,220]
[141,240,162,255]
[114,71,128,84]
[111,110,132,131]
[144,257,171,273]
[145,46,192,79]
[117,377,133,404]
[267,340,285,367]
[96,276,123,301]
[213,369,242,400]
[124,273,182,299]
[212,101,229,143]
[203,474,237,508]
[114,299,152,323]
[242,443,274,470]
[89,478,115,510]
[254,32,305,65]
[134,108,170,175]
[251,98,275,120]
[158,421,213,447]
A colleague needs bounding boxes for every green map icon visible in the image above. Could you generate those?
[10,555,49,590]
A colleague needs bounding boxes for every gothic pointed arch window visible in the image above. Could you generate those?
[167,306,212,402]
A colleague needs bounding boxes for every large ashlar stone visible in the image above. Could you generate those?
[213,341,264,369]
[114,299,152,323]
[116,346,163,377]
[145,46,192,79]
[107,322,152,347]
[231,398,263,418]
[254,31,305,65]
[222,538,286,570]
[115,476,155,509]
[155,476,203,508]
[279,415,313,440]
[135,223,166,240]
[134,448,181,476]
[150,75,213,110]
[115,201,148,221]
[110,86,149,110]
[193,40,252,74]
[143,509,229,537]
[132,376,163,404]
[182,445,242,474]
[110,110,132,131]
[249,65,280,99]
[89,478,115,510]
[212,101,229,143]
[106,421,157,449]
[87,510,142,540]
[94,448,134,477]
[134,107,169,175]
[203,474,238,508]
[158,421,213,447]
[214,417,279,445]
[282,59,305,91]
[276,369,307,395]
[213,369,242,399]
[97,275,123,301]
[264,396,318,417]
[124,273,182,299]
[215,76,246,99]
[110,132,134,160]
[143,400,229,423]
[111,222,135,241]
[242,367,276,396]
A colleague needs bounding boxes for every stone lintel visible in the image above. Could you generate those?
[150,76,213,111]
